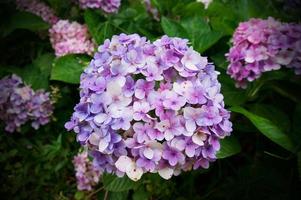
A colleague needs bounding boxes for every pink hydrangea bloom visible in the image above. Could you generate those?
[16,0,59,25]
[66,34,232,181]
[226,17,301,88]
[73,150,102,191]
[49,20,95,57]
[78,0,121,13]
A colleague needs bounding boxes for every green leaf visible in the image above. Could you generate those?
[181,16,224,53]
[2,12,49,37]
[97,21,117,44]
[109,191,128,200]
[74,191,85,200]
[230,106,296,152]
[161,17,188,38]
[250,104,290,133]
[103,174,138,192]
[269,81,301,103]
[84,10,117,45]
[51,54,91,84]
[132,186,149,200]
[1,54,54,89]
[23,54,54,89]
[292,104,301,146]
[217,136,241,159]
[297,151,301,180]
[219,74,247,106]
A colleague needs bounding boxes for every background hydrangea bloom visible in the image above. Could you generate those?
[226,17,301,88]
[73,150,102,191]
[143,0,159,21]
[66,34,232,181]
[49,20,95,57]
[78,0,121,13]
[0,74,53,133]
[16,0,59,25]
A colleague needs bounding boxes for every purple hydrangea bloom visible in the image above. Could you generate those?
[78,0,121,13]
[16,0,59,25]
[66,34,232,181]
[0,74,53,133]
[226,17,301,88]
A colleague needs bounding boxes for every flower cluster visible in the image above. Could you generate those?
[143,0,159,21]
[0,74,53,133]
[49,20,95,57]
[65,34,232,181]
[78,0,121,13]
[226,17,301,88]
[73,150,102,191]
[16,0,58,25]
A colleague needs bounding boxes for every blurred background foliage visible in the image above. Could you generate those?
[0,0,301,199]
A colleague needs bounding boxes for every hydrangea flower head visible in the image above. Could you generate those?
[78,0,121,13]
[226,17,301,88]
[49,20,95,57]
[16,0,59,25]
[73,150,102,191]
[0,74,53,133]
[66,34,232,181]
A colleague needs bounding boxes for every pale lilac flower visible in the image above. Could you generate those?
[133,122,151,143]
[181,48,208,71]
[133,101,151,121]
[162,146,185,166]
[162,91,186,111]
[135,79,154,99]
[183,107,202,132]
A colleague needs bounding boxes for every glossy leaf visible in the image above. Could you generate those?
[84,10,117,45]
[51,54,90,84]
[103,174,138,192]
[230,106,296,152]
[2,12,49,37]
[217,136,241,159]
[161,17,188,38]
